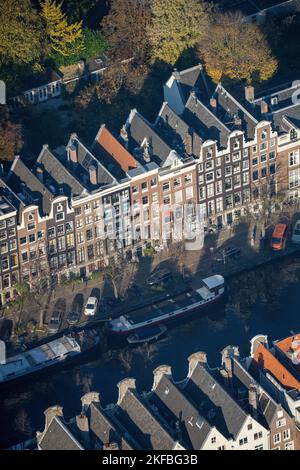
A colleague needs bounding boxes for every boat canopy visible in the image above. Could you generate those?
[202,275,224,290]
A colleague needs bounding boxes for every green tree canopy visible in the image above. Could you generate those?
[0,0,43,66]
[40,0,84,57]
[198,12,278,83]
[148,0,210,65]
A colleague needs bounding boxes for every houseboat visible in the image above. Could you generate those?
[108,275,225,335]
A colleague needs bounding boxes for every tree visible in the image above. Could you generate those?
[0,106,23,162]
[0,0,43,66]
[101,0,152,62]
[148,0,210,65]
[198,12,278,83]
[40,0,84,57]
[14,409,33,439]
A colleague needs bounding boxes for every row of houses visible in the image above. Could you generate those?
[1,64,300,306]
[33,331,300,450]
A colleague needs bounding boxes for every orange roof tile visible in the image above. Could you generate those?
[252,343,300,392]
[97,127,137,173]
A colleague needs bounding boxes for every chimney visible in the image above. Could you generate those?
[36,166,43,183]
[188,351,207,377]
[245,85,255,102]
[117,378,136,404]
[152,365,172,390]
[78,59,86,72]
[210,97,217,113]
[103,442,119,451]
[89,164,97,185]
[248,384,258,418]
[0,340,6,365]
[68,143,78,163]
[143,140,151,163]
[185,128,194,156]
[120,125,129,149]
[81,391,100,408]
[260,100,268,115]
[43,406,63,433]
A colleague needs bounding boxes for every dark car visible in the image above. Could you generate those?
[147,269,172,286]
[48,311,62,334]
[214,247,241,263]
[67,309,81,326]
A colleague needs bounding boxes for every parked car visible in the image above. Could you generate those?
[67,308,81,326]
[292,220,300,244]
[48,312,62,334]
[214,247,241,263]
[271,224,288,250]
[84,297,98,316]
[147,269,172,286]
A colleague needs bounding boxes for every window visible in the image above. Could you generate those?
[225,178,232,191]
[225,194,233,209]
[253,170,259,181]
[57,237,66,251]
[233,138,240,150]
[225,166,232,176]
[216,157,221,167]
[84,203,91,212]
[254,432,262,440]
[185,173,192,183]
[206,160,214,170]
[216,198,223,213]
[260,154,267,163]
[252,158,258,166]
[289,151,299,167]
[141,181,148,191]
[285,442,294,450]
[163,182,170,192]
[199,187,206,200]
[150,178,157,187]
[20,237,27,245]
[206,172,214,182]
[208,201,214,215]
[261,130,267,140]
[239,438,248,446]
[234,192,241,205]
[77,232,84,244]
[85,215,93,225]
[233,151,241,161]
[273,433,281,444]
[276,418,286,428]
[270,164,276,175]
[142,196,149,205]
[233,163,240,174]
[290,128,297,141]
[38,231,43,239]
[216,169,222,179]
[56,212,64,222]
[215,180,222,195]
[261,167,267,178]
[0,242,7,254]
[174,177,181,188]
[243,172,250,185]
[29,234,35,243]
[233,175,241,187]
[254,445,263,450]
[75,207,81,216]
[243,148,249,157]
[253,145,257,153]
[57,224,64,236]
[175,191,182,204]
[269,151,275,160]
[283,429,290,441]
[260,142,267,151]
[289,169,300,189]
[270,139,275,147]
[207,183,214,198]
[211,437,216,444]
[186,186,193,200]
[22,251,28,262]
[66,221,73,233]
[218,446,225,451]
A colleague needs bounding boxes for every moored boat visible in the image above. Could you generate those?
[108,275,225,336]
[0,328,101,387]
[127,324,167,344]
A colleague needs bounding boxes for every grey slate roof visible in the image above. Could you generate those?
[156,102,203,157]
[184,363,247,440]
[36,146,85,198]
[183,93,231,148]
[126,109,172,166]
[173,64,213,103]
[149,374,212,449]
[38,417,83,450]
[7,156,54,215]
[113,388,177,450]
[214,84,258,139]
[90,402,135,450]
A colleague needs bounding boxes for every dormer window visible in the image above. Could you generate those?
[261,130,267,140]
[271,96,278,106]
[233,139,239,150]
[290,128,297,141]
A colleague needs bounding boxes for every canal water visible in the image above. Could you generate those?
[1,254,300,448]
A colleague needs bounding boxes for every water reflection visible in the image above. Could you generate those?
[1,256,300,448]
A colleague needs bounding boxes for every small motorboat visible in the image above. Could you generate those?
[127,325,167,344]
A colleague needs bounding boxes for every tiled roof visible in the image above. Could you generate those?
[90,402,135,450]
[252,343,300,392]
[149,374,211,449]
[38,417,83,451]
[114,388,177,450]
[94,125,138,178]
[184,363,247,439]
[7,156,54,215]
[126,109,172,166]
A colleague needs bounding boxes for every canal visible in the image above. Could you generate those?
[1,254,300,449]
